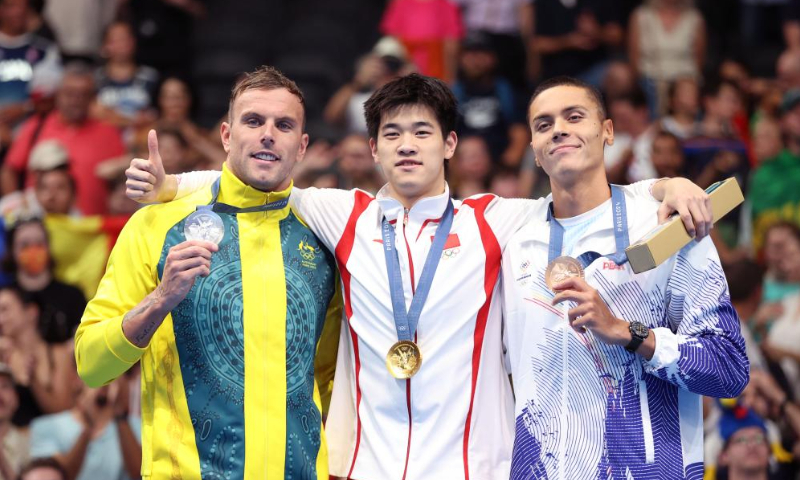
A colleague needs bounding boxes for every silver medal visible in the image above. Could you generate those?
[184,208,225,245]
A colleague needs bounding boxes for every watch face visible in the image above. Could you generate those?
[631,322,649,338]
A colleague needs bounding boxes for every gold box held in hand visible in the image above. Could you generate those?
[625,177,744,274]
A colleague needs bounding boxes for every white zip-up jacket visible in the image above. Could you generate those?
[174,172,656,479]
[501,187,749,480]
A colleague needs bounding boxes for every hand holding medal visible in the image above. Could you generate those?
[546,256,586,332]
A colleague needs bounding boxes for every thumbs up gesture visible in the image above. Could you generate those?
[126,129,169,203]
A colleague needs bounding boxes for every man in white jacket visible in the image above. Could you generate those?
[502,76,749,480]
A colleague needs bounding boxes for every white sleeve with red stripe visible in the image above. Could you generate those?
[290,187,367,252]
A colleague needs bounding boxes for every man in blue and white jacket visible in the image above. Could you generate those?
[502,76,749,480]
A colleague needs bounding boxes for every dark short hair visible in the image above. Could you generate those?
[228,65,305,128]
[528,76,607,123]
[363,73,457,141]
[18,457,67,480]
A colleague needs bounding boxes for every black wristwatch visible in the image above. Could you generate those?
[625,321,650,353]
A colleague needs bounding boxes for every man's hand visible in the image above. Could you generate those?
[653,177,712,240]
[125,129,176,203]
[552,277,655,359]
[154,240,217,312]
[122,239,218,348]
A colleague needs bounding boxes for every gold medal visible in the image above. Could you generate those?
[545,255,584,291]
[386,340,422,379]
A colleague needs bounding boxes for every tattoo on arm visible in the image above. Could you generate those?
[122,297,161,347]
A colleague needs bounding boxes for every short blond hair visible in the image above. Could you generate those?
[228,65,305,127]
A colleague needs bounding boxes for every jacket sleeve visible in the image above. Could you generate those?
[643,237,750,398]
[315,275,343,418]
[174,170,221,199]
[74,209,157,387]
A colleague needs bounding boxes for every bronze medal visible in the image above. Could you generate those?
[545,255,584,291]
[386,340,422,379]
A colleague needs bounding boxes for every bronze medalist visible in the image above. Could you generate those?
[545,255,585,291]
[386,340,422,379]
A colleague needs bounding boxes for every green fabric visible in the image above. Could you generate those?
[749,149,800,251]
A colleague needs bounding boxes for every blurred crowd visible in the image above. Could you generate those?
[0,0,796,478]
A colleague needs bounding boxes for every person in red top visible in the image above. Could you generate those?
[0,62,125,215]
[380,0,463,82]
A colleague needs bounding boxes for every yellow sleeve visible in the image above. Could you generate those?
[74,208,159,387]
[315,274,342,417]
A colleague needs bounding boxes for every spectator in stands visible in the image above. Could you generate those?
[599,60,638,101]
[777,49,800,91]
[2,219,85,344]
[452,0,533,89]
[0,284,73,426]
[0,140,75,222]
[17,458,66,480]
[604,88,658,183]
[752,117,783,167]
[749,91,800,253]
[531,0,624,84]
[452,31,528,167]
[714,405,776,480]
[684,80,749,190]
[628,0,706,116]
[337,133,382,192]
[132,76,224,169]
[323,37,411,135]
[487,165,522,197]
[753,222,800,342]
[0,0,60,149]
[450,135,491,198]
[29,373,141,480]
[380,0,463,82]
[0,363,28,479]
[659,77,701,139]
[92,21,159,132]
[650,130,687,178]
[0,62,125,215]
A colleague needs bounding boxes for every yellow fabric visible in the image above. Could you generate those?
[77,164,334,478]
[220,171,292,479]
[315,275,342,417]
[45,215,109,299]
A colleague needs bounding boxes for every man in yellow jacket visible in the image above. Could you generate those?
[75,66,339,480]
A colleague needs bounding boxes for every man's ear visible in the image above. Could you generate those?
[220,121,231,153]
[444,131,458,159]
[369,137,379,164]
[295,133,310,164]
[603,118,614,147]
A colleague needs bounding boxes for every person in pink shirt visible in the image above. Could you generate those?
[380,0,464,82]
[0,63,125,215]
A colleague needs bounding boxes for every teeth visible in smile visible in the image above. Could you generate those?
[254,153,278,161]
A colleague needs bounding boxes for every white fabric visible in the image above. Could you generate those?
[501,186,748,479]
